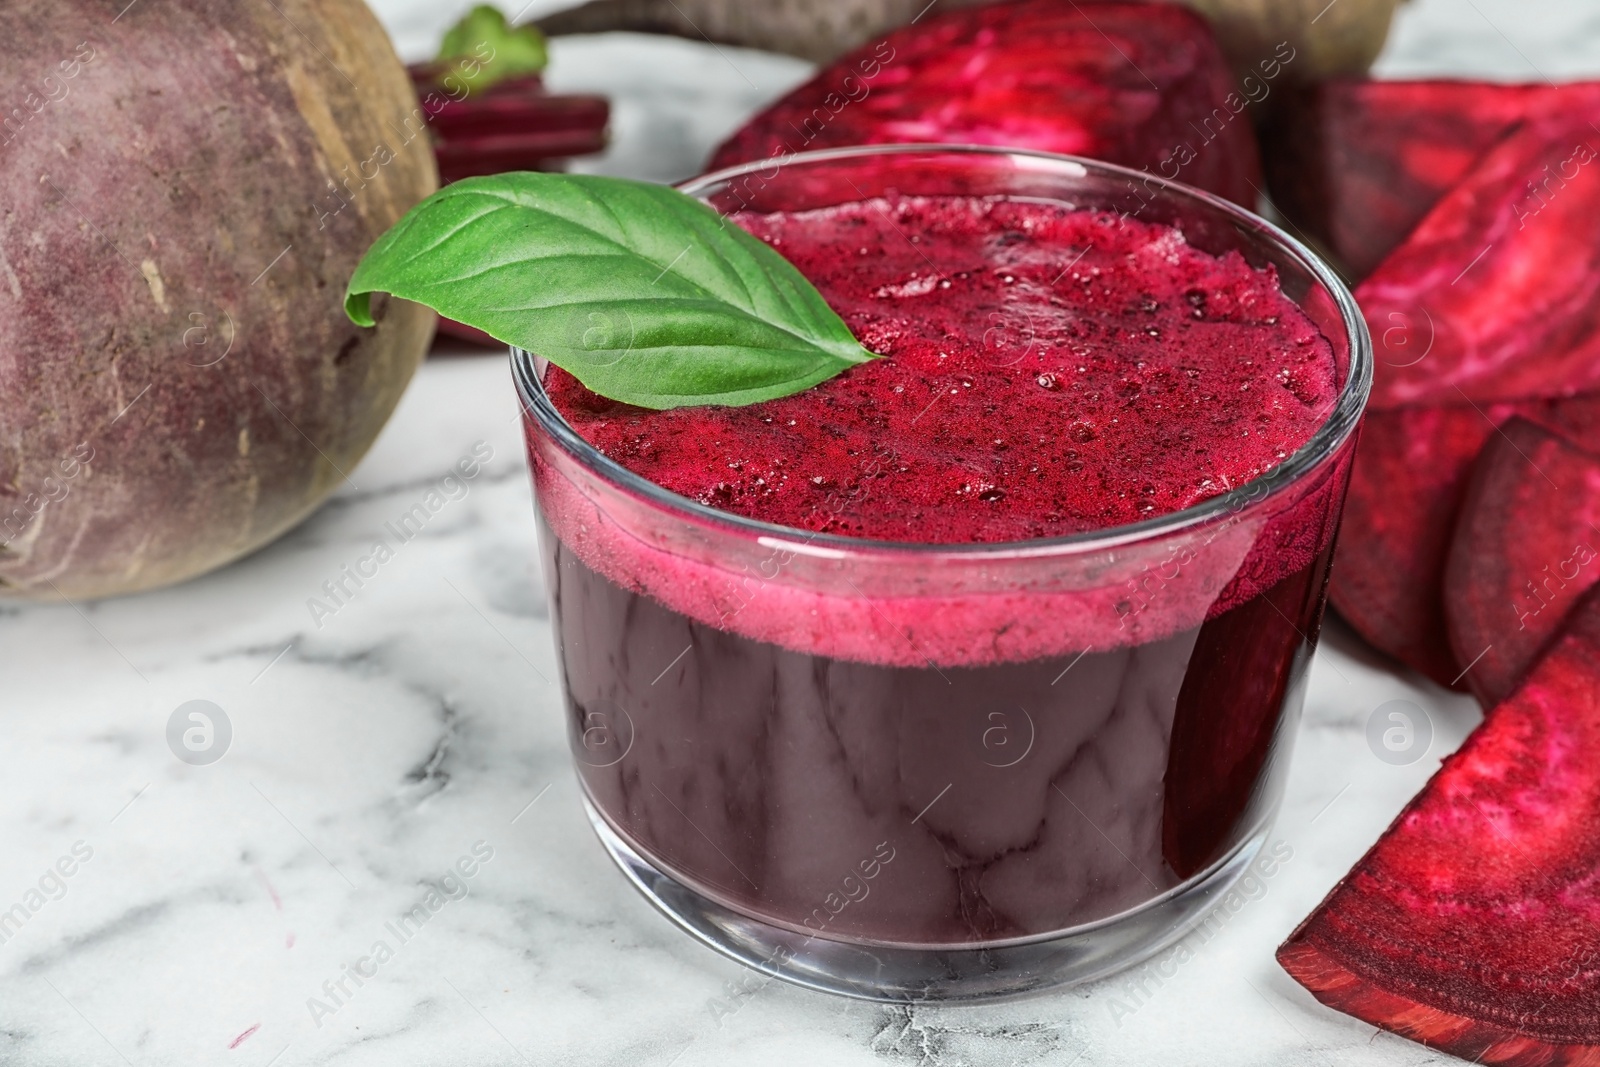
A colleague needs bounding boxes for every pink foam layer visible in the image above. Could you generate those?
[530,439,1352,666]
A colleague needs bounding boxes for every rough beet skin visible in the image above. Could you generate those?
[707,0,1263,207]
[0,0,437,599]
[1279,586,1600,1065]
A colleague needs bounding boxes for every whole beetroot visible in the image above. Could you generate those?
[0,0,436,600]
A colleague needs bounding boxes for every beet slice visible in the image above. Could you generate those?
[427,89,610,182]
[1329,404,1510,688]
[1445,417,1600,707]
[1262,79,1600,280]
[1333,394,1600,692]
[403,67,611,184]
[1278,587,1600,1064]
[707,0,1261,207]
[1359,118,1600,411]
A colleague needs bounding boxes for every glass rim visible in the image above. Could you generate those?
[511,143,1373,559]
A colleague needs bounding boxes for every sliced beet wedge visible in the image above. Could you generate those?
[1262,79,1600,280]
[1279,587,1600,1065]
[427,91,611,182]
[1333,395,1600,692]
[1445,416,1600,707]
[1360,119,1600,410]
[404,66,611,183]
[708,0,1260,207]
[1330,403,1514,688]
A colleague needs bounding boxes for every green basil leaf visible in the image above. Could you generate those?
[436,5,547,95]
[346,173,875,409]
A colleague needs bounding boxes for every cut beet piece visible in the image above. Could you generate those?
[707,0,1261,207]
[1330,404,1509,688]
[1333,394,1600,692]
[1263,79,1600,280]
[427,90,611,182]
[1279,587,1600,1064]
[1359,119,1600,410]
[1445,417,1600,707]
[403,66,611,184]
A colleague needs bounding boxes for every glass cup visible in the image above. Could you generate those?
[512,145,1371,1001]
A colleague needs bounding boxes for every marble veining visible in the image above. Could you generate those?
[4,0,1599,1063]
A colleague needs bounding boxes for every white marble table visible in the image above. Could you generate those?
[4,2,1598,1064]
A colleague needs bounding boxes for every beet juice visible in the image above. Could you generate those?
[515,147,1369,998]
